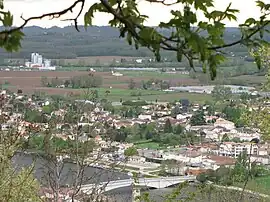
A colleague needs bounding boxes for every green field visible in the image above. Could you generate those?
[118,71,190,79]
[78,88,213,103]
[134,140,162,149]
[235,175,270,195]
[228,75,266,86]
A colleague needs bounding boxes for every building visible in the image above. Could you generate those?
[26,53,55,70]
[219,142,259,157]
[44,59,51,67]
[214,118,235,130]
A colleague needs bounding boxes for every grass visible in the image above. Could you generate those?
[133,139,167,150]
[235,175,270,195]
[228,75,266,86]
[119,71,190,79]
[78,88,213,103]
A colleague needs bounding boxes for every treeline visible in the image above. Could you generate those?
[103,120,199,146]
[41,74,103,88]
[128,78,171,90]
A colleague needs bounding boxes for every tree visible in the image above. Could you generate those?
[252,44,270,90]
[41,76,48,87]
[171,105,181,117]
[222,134,230,142]
[190,110,206,126]
[64,80,70,87]
[1,1,269,79]
[128,78,136,89]
[51,77,61,87]
[164,119,173,133]
[212,85,232,101]
[222,106,246,127]
[124,146,138,157]
[174,124,184,135]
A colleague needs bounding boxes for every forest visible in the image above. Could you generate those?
[1,25,268,60]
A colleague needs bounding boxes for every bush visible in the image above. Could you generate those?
[122,100,148,106]
[130,91,142,97]
[70,74,103,88]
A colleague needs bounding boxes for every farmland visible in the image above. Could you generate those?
[0,70,212,103]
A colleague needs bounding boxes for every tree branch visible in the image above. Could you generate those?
[209,20,270,50]
[0,0,85,35]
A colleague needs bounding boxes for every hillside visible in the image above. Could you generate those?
[0,25,268,60]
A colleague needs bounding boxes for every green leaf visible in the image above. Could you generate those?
[256,0,266,10]
[3,11,13,27]
[226,13,237,21]
[244,18,256,25]
[84,3,102,28]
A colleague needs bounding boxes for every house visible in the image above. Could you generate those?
[111,71,123,76]
[138,114,152,121]
[128,155,146,163]
[228,128,261,141]
[204,155,236,168]
[214,118,235,130]
[176,114,192,121]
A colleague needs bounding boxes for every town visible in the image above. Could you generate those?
[0,0,270,201]
[0,80,269,200]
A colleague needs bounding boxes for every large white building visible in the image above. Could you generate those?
[26,53,55,70]
[31,53,43,66]
[219,142,259,158]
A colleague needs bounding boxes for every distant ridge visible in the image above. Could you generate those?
[0,25,268,59]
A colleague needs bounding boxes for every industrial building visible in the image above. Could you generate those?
[25,53,56,70]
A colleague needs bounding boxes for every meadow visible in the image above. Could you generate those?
[235,175,270,195]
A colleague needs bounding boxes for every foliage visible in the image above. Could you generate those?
[124,146,138,157]
[0,165,42,202]
[164,119,173,133]
[222,106,246,127]
[190,110,206,126]
[197,151,267,188]
[212,85,232,101]
[243,106,270,140]
[24,109,47,123]
[0,115,42,201]
[128,78,136,89]
[122,100,148,106]
[174,124,184,134]
[44,74,103,88]
[140,78,170,90]
[252,44,270,90]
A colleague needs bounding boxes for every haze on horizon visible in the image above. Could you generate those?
[4,0,270,28]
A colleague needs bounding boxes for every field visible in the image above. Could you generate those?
[58,56,145,65]
[235,175,270,195]
[228,75,266,87]
[0,70,211,103]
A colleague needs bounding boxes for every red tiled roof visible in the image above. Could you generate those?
[207,155,236,165]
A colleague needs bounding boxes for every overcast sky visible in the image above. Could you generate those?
[4,0,270,28]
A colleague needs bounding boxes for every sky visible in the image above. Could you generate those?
[4,0,270,28]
